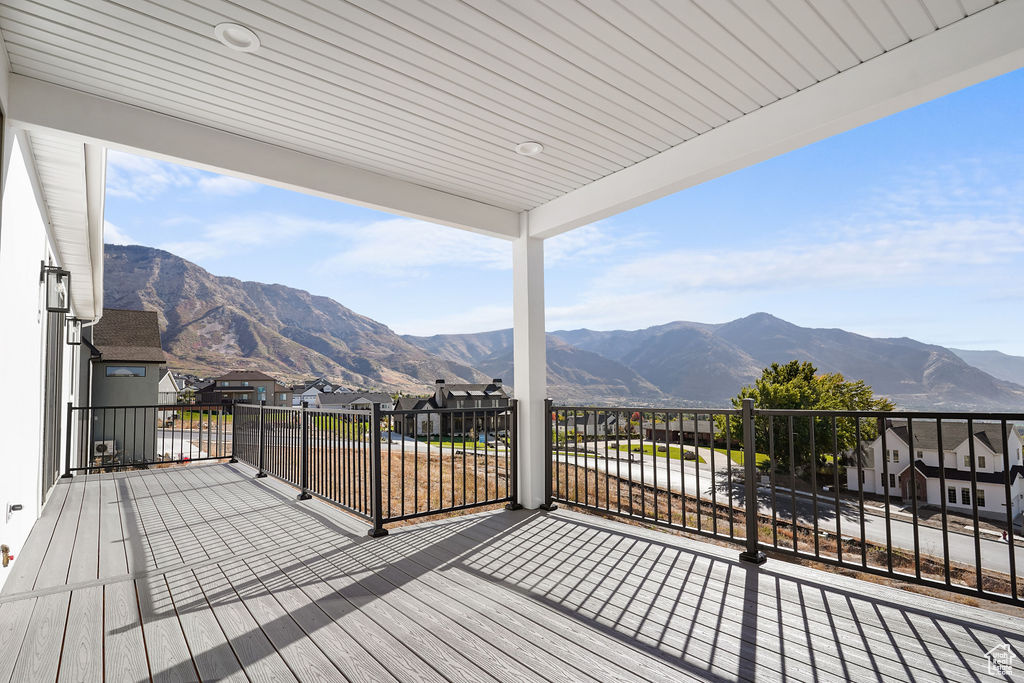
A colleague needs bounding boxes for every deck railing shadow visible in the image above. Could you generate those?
[451,510,1024,681]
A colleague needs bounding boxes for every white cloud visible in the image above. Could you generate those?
[315,217,510,276]
[105,151,194,200]
[543,215,1024,332]
[103,220,138,245]
[197,175,260,196]
[105,150,263,200]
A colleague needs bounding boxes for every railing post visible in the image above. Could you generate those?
[256,400,267,478]
[298,401,312,500]
[505,400,523,510]
[229,403,238,463]
[540,398,557,510]
[367,402,388,537]
[62,401,74,478]
[739,398,766,564]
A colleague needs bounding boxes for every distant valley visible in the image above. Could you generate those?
[106,244,1024,410]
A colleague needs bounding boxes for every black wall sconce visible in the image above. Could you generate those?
[40,262,71,314]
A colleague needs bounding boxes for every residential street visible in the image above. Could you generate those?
[559,447,1024,576]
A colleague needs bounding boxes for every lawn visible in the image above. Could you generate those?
[715,448,771,467]
[610,443,706,464]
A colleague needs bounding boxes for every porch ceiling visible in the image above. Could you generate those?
[2,1,1023,241]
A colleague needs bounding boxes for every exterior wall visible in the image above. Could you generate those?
[0,136,81,590]
[91,361,160,407]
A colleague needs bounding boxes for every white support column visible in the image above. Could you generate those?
[513,211,547,509]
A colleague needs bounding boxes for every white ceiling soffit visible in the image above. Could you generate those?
[22,129,105,320]
[0,0,1020,240]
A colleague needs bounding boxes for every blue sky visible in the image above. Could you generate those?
[105,68,1024,353]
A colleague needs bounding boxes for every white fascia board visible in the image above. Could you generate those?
[7,75,519,240]
[0,26,10,114]
[84,143,105,323]
[529,1,1024,239]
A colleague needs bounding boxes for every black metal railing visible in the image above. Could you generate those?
[379,403,518,526]
[231,400,518,535]
[549,400,1024,607]
[66,403,234,472]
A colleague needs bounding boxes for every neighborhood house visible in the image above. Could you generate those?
[846,419,1024,521]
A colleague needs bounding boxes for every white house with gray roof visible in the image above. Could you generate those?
[846,420,1024,522]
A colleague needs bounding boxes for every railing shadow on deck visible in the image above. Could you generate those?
[110,465,1023,681]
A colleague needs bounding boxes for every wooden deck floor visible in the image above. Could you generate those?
[1,463,1022,682]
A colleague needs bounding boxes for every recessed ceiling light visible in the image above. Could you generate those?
[214,22,261,53]
[514,141,544,157]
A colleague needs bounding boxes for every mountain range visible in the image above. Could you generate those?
[105,244,1024,409]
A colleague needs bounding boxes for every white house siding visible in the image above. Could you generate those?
[0,137,82,590]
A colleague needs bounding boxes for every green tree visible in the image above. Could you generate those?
[718,361,894,475]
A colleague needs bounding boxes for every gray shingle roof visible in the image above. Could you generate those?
[91,309,165,363]
[887,419,1018,456]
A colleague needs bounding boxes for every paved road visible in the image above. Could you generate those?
[559,447,1024,576]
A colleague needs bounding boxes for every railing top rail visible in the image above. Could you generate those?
[754,408,1024,420]
[388,405,513,416]
[70,403,231,411]
[551,404,743,415]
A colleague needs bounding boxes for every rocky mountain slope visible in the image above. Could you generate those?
[951,348,1024,388]
[106,245,1024,409]
[103,244,485,389]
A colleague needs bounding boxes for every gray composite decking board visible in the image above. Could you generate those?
[376,521,760,683]
[9,591,69,682]
[67,476,100,583]
[264,509,659,683]
[146,465,234,561]
[462,509,1015,675]
[104,580,150,683]
[136,467,200,568]
[7,464,1024,683]
[135,573,200,682]
[162,566,248,683]
[246,469,816,682]
[369,514,768,683]
[1,481,70,593]
[399,509,1015,679]
[57,585,103,682]
[34,479,86,590]
[123,470,177,571]
[242,553,410,683]
[190,563,297,681]
[471,522,907,681]
[181,470,489,682]
[114,474,150,576]
[0,597,36,683]
[296,543,503,683]
[467,508,1024,656]
[296,543,544,683]
[217,556,351,681]
[98,474,129,579]
[309,520,677,683]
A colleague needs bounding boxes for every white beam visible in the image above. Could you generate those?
[6,75,519,240]
[84,143,105,322]
[512,211,547,509]
[529,0,1024,239]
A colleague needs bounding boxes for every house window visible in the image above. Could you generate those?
[976,489,985,508]
[890,450,899,462]
[106,366,146,377]
[220,381,228,387]
[889,474,896,488]
[916,450,923,458]
[242,381,249,386]
[963,455,971,468]
[978,455,986,468]
[961,488,971,505]
[947,487,956,504]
